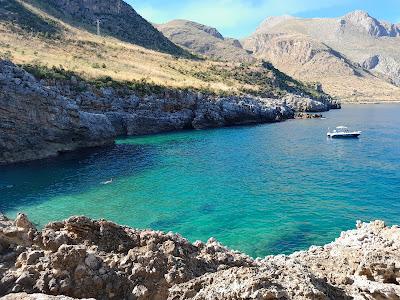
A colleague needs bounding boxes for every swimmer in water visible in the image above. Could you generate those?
[101,179,113,185]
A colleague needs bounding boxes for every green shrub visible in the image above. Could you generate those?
[0,51,13,60]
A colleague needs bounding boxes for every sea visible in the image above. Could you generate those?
[1,104,399,258]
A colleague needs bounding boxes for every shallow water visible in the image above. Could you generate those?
[1,104,399,257]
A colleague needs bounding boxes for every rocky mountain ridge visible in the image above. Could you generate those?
[1,213,399,299]
[257,11,400,38]
[156,20,254,62]
[341,10,400,38]
[11,0,188,56]
[243,10,400,101]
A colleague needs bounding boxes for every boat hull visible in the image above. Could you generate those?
[327,132,361,138]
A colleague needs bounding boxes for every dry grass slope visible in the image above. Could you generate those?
[0,0,323,100]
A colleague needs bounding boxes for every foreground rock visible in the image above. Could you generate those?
[1,293,93,300]
[1,214,399,299]
[0,60,339,165]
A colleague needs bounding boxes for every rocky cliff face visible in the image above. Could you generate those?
[0,214,399,299]
[0,60,116,165]
[1,60,338,165]
[156,20,254,63]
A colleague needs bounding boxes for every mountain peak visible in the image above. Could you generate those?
[341,10,400,37]
[164,19,224,40]
[344,10,371,20]
[256,15,296,33]
[157,19,254,62]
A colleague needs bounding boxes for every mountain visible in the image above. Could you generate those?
[243,11,400,102]
[18,0,189,56]
[156,19,254,62]
[0,0,61,35]
[0,0,329,102]
[0,1,339,165]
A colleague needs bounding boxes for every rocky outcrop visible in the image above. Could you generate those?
[294,112,323,119]
[280,94,341,112]
[1,293,93,300]
[1,60,338,165]
[1,214,400,299]
[0,60,116,165]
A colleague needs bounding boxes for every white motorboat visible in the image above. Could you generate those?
[327,126,362,138]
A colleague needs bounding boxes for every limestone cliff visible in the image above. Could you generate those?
[0,60,339,165]
[0,214,399,299]
[0,60,116,165]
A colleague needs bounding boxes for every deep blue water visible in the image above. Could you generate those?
[1,104,399,257]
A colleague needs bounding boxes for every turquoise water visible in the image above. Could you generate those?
[1,104,399,258]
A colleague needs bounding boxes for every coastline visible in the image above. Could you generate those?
[341,100,400,104]
[0,60,339,166]
[1,214,399,299]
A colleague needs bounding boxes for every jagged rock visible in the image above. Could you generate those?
[0,293,93,299]
[0,61,116,165]
[1,215,400,299]
[295,113,323,119]
[281,94,327,112]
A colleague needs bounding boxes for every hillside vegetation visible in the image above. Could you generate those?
[0,0,324,100]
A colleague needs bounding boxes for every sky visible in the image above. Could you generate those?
[128,0,400,38]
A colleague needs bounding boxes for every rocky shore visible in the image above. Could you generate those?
[0,214,399,299]
[0,60,340,165]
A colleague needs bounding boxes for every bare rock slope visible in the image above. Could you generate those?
[1,214,400,299]
[19,0,189,57]
[156,20,254,62]
[243,11,400,102]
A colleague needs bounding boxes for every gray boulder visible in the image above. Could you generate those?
[281,94,328,112]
